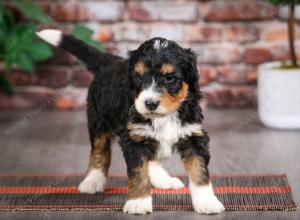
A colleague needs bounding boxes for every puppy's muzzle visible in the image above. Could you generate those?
[145,99,160,111]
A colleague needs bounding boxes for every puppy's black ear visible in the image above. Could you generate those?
[182,48,199,93]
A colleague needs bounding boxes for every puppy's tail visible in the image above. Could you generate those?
[36,29,122,73]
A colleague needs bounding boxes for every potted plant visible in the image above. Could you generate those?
[0,0,53,95]
[258,0,300,129]
[0,1,104,96]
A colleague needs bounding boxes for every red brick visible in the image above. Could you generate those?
[185,25,222,42]
[204,86,256,108]
[106,42,140,58]
[55,87,87,110]
[112,23,149,42]
[223,25,259,43]
[82,1,125,22]
[261,23,288,42]
[247,67,258,83]
[194,45,242,64]
[50,3,81,22]
[270,42,300,61]
[71,67,93,87]
[37,2,51,15]
[0,87,56,110]
[129,1,198,22]
[149,23,184,42]
[43,48,78,65]
[198,66,217,86]
[6,70,39,86]
[270,43,290,61]
[36,66,72,88]
[6,66,72,88]
[261,22,300,42]
[94,27,113,43]
[217,65,252,85]
[201,0,277,21]
[244,46,273,65]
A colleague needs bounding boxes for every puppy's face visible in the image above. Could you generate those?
[129,38,197,118]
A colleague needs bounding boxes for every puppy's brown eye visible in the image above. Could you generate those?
[164,75,175,83]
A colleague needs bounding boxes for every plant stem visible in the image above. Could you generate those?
[288,3,297,68]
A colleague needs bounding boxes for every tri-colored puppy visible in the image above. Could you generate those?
[37,29,225,215]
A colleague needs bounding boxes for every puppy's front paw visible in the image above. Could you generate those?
[78,178,105,194]
[78,169,106,194]
[151,176,185,189]
[123,196,153,214]
[192,195,225,214]
[170,177,185,189]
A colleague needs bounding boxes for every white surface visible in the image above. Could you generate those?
[258,61,300,129]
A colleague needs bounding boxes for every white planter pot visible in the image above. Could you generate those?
[258,61,300,129]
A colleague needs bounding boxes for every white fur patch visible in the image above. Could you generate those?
[129,113,202,159]
[36,29,62,46]
[78,168,106,194]
[190,181,225,214]
[148,161,184,189]
[123,196,152,214]
[153,39,168,51]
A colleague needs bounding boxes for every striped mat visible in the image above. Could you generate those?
[0,174,297,211]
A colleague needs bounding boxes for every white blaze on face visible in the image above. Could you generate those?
[153,39,168,51]
[135,80,162,115]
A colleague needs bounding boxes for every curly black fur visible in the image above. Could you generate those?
[57,34,210,186]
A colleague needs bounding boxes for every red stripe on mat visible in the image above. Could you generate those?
[0,204,296,210]
[0,186,292,194]
[0,173,288,178]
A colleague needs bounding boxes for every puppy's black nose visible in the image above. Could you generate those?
[145,100,160,111]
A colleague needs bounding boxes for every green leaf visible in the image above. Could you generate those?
[0,3,14,37]
[4,25,35,52]
[4,59,13,72]
[72,25,105,51]
[12,0,52,23]
[27,41,53,61]
[3,24,53,73]
[16,53,34,72]
[72,25,94,40]
[0,74,14,95]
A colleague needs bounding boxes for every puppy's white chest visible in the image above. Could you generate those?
[150,115,184,159]
[130,114,202,159]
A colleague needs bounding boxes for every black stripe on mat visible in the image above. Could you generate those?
[0,193,296,211]
[0,175,290,187]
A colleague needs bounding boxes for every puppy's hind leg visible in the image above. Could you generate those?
[148,161,184,189]
[79,132,111,194]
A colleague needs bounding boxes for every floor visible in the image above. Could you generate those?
[0,109,299,220]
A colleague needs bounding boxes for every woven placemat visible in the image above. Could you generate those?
[0,174,297,211]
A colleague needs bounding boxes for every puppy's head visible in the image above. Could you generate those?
[129,37,199,118]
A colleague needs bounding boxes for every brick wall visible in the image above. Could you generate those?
[1,0,300,110]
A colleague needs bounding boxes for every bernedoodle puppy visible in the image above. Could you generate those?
[37,29,225,215]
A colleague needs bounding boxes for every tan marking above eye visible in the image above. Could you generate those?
[160,63,175,75]
[159,82,189,113]
[134,61,147,75]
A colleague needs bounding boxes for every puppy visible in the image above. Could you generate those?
[37,29,225,215]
